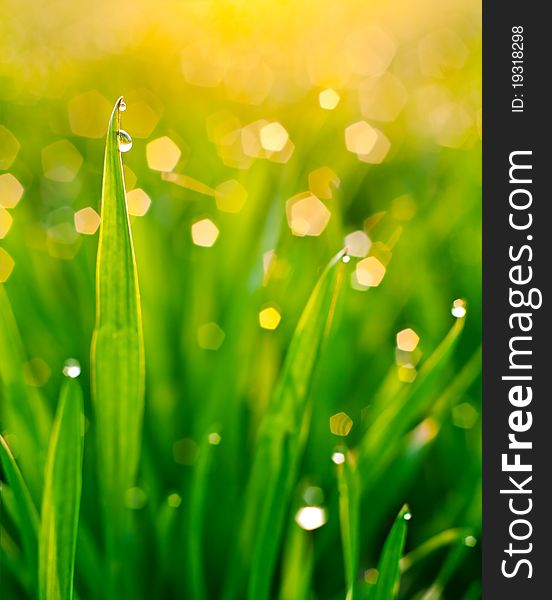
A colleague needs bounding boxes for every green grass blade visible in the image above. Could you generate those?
[39,377,84,600]
[359,316,466,487]
[0,434,40,587]
[400,528,469,573]
[226,250,346,600]
[0,286,51,498]
[420,534,477,600]
[366,505,410,600]
[337,453,361,600]
[90,97,145,587]
[279,524,313,600]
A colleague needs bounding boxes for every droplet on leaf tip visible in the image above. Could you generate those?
[117,130,133,153]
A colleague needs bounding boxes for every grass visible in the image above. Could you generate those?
[0,2,481,598]
[91,97,145,599]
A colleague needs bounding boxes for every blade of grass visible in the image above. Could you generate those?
[186,430,220,600]
[0,286,51,499]
[0,434,39,586]
[225,250,346,600]
[39,377,84,600]
[91,97,145,594]
[399,528,470,572]
[1,490,34,594]
[366,505,410,600]
[359,316,466,489]
[419,535,477,600]
[279,522,313,600]
[337,452,361,600]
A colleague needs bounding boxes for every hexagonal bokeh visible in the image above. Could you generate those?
[345,121,378,155]
[259,306,281,330]
[42,140,83,182]
[345,230,371,258]
[356,256,386,287]
[191,218,219,247]
[357,129,391,164]
[319,88,340,110]
[197,322,225,350]
[0,173,24,208]
[286,192,330,237]
[215,179,247,213]
[0,207,14,239]
[146,136,182,172]
[74,207,101,235]
[68,91,111,138]
[259,122,289,152]
[121,100,160,138]
[329,412,353,436]
[396,328,420,352]
[359,73,408,122]
[127,188,152,217]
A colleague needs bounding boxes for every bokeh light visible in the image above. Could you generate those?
[286,193,330,237]
[127,188,152,217]
[147,136,182,172]
[74,207,101,235]
[0,173,24,208]
[191,218,219,247]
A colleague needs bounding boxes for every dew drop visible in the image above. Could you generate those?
[332,451,346,465]
[404,512,412,521]
[117,130,133,153]
[63,358,81,379]
[119,100,127,112]
[451,298,467,318]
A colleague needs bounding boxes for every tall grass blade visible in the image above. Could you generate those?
[231,250,346,600]
[366,504,410,600]
[359,316,466,488]
[39,378,84,600]
[338,453,361,600]
[0,286,51,498]
[91,97,145,591]
[0,434,40,587]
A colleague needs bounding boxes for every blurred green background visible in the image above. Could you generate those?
[1,0,481,598]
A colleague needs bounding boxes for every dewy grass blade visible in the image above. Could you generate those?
[366,505,410,600]
[39,378,84,600]
[91,97,145,591]
[229,250,346,600]
[0,434,40,587]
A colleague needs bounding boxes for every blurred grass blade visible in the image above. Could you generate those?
[91,97,145,587]
[359,316,466,485]
[39,378,84,600]
[366,505,410,600]
[338,453,361,600]
[0,434,39,586]
[279,523,313,600]
[420,536,476,600]
[0,286,51,498]
[400,528,469,573]
[226,250,346,600]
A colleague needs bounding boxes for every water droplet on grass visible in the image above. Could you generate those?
[451,298,467,318]
[119,100,127,112]
[117,130,132,153]
[63,358,81,378]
